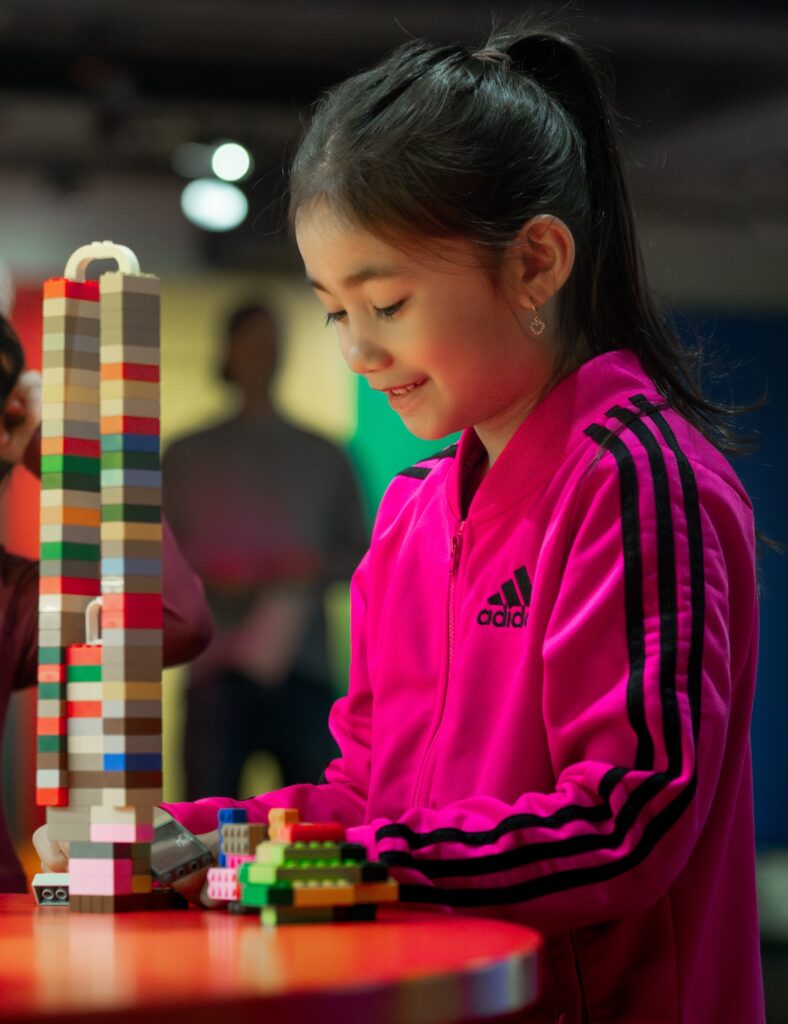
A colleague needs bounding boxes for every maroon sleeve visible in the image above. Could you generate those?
[6,555,39,691]
[161,516,214,666]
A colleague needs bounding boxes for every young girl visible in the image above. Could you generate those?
[44,19,764,1023]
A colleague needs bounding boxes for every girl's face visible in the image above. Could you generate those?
[296,203,556,464]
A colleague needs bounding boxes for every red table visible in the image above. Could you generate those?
[0,894,542,1023]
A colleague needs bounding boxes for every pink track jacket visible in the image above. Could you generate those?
[165,350,764,1023]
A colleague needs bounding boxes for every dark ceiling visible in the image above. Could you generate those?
[0,1,786,269]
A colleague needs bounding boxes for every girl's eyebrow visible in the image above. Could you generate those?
[306,265,408,293]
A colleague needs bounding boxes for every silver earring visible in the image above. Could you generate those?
[529,306,546,336]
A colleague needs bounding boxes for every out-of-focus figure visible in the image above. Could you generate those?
[163,303,367,799]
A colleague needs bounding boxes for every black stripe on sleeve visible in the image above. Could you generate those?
[630,395,705,744]
[395,443,458,480]
[607,405,681,776]
[584,423,653,770]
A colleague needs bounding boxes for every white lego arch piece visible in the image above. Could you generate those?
[64,241,140,281]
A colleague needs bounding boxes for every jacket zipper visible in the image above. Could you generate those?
[412,519,465,806]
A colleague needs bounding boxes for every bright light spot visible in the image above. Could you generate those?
[180,179,248,232]
[211,142,253,182]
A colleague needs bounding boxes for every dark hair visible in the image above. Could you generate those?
[289,16,755,457]
[0,313,24,412]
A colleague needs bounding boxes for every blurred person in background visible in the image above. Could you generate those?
[0,313,213,891]
[162,303,367,800]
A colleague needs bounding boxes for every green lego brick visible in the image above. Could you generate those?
[38,683,66,700]
[40,542,100,562]
[66,665,102,682]
[102,505,161,523]
[40,455,100,475]
[41,473,101,492]
[255,841,343,867]
[241,862,358,885]
[260,905,335,926]
[100,451,160,471]
[239,881,294,907]
[38,648,66,665]
[37,735,67,753]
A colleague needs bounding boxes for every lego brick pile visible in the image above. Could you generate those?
[207,808,399,925]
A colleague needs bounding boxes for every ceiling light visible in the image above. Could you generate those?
[211,142,253,182]
[180,179,248,232]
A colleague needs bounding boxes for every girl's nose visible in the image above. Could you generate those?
[344,334,392,375]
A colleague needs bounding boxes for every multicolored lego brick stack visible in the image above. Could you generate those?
[207,808,399,925]
[35,241,163,912]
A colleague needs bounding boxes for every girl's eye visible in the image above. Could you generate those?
[324,310,347,326]
[375,300,406,320]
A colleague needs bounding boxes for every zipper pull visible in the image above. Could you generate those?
[450,522,465,576]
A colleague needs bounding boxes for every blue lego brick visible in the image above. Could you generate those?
[102,434,160,454]
[103,753,163,771]
[218,808,248,825]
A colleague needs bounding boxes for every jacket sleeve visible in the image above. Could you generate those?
[343,430,754,935]
[160,550,373,834]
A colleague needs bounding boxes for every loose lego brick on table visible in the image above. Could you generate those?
[31,872,70,906]
[291,881,356,909]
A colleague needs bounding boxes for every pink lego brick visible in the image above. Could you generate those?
[225,854,255,869]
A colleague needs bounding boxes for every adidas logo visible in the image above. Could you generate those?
[477,566,532,628]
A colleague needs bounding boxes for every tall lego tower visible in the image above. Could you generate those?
[35,242,163,912]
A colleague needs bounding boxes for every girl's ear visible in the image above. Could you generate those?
[509,215,576,311]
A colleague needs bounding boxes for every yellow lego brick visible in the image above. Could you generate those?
[42,402,100,422]
[42,385,99,406]
[100,345,160,366]
[99,398,160,418]
[101,522,162,542]
[42,367,99,388]
[132,874,153,894]
[100,380,159,400]
[41,489,100,509]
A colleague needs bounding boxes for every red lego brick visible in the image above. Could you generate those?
[43,278,100,301]
[100,416,159,436]
[37,787,69,807]
[40,577,101,597]
[38,664,67,683]
[100,363,160,383]
[67,644,103,666]
[66,701,103,719]
[37,718,67,736]
[281,823,347,843]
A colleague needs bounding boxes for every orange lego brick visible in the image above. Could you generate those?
[100,415,160,436]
